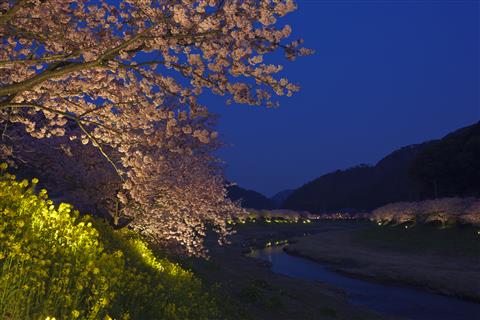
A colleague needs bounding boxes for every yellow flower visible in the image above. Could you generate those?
[71,309,80,319]
[0,172,219,319]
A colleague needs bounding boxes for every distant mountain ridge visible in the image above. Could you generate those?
[225,185,293,210]
[283,122,480,213]
[227,122,480,212]
[226,184,276,209]
[271,189,294,208]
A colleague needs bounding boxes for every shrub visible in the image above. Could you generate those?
[0,166,218,320]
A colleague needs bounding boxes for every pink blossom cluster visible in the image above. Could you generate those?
[313,212,370,220]
[371,198,480,226]
[0,0,310,255]
[249,209,312,220]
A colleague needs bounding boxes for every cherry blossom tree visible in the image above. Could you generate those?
[371,198,480,227]
[0,0,311,255]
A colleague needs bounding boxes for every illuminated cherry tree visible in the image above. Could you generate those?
[0,0,311,255]
[371,198,480,227]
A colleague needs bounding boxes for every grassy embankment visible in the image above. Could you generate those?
[353,223,480,258]
[0,166,218,320]
[286,221,480,301]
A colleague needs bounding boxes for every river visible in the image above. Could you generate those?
[248,246,480,320]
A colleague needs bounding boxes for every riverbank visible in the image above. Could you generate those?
[284,224,480,302]
[250,245,480,320]
[184,221,393,320]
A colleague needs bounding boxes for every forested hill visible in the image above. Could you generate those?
[283,122,480,213]
[226,184,276,209]
[410,121,480,198]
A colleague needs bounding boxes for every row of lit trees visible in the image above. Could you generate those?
[371,198,480,226]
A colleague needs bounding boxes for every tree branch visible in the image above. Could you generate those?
[0,60,101,97]
[0,0,27,26]
[0,51,83,67]
[0,24,159,97]
[0,101,125,181]
[77,121,125,181]
[0,101,121,134]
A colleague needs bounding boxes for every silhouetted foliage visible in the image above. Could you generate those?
[410,122,480,198]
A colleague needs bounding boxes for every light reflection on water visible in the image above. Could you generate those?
[249,246,480,320]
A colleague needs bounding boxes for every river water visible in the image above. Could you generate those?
[248,246,480,320]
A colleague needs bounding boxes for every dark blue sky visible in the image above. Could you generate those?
[207,0,479,197]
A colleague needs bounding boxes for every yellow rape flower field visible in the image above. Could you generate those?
[0,165,218,320]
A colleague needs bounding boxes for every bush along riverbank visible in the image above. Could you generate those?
[0,166,218,320]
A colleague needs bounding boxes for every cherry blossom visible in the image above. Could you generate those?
[0,0,311,255]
